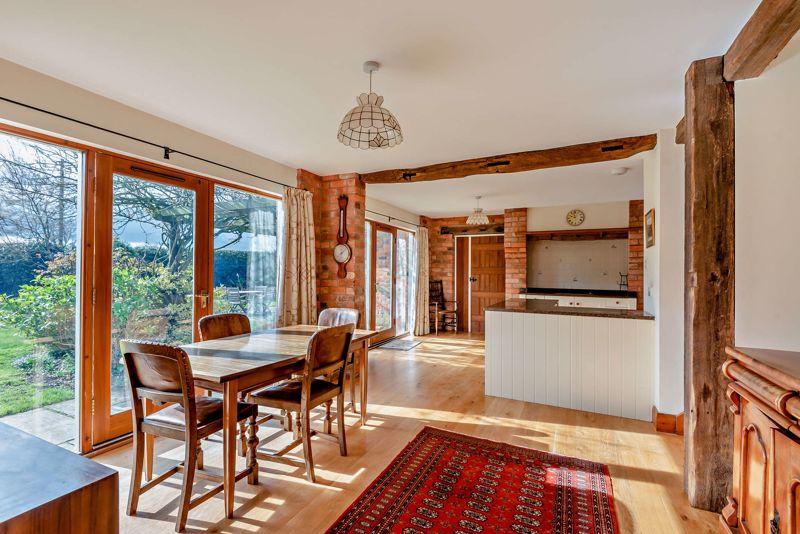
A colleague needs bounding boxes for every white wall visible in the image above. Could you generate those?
[0,58,296,196]
[735,36,800,351]
[365,196,420,232]
[527,201,629,231]
[527,239,628,290]
[643,129,685,415]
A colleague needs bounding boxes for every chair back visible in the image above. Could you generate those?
[120,340,196,427]
[318,308,359,327]
[305,324,354,382]
[198,313,251,341]
[429,280,445,308]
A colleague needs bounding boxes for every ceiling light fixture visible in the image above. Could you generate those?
[338,61,403,149]
[466,196,490,225]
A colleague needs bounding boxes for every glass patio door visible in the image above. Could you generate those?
[370,224,396,343]
[91,155,211,445]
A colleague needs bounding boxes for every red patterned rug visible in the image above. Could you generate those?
[327,426,618,534]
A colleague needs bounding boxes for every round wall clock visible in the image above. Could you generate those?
[566,209,585,226]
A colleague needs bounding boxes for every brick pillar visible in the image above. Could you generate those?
[628,200,644,310]
[295,169,366,327]
[504,208,528,299]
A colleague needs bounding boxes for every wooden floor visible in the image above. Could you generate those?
[98,333,717,533]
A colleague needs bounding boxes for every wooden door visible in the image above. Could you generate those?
[469,236,505,333]
[737,398,775,533]
[773,430,800,533]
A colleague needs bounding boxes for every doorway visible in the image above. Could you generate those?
[455,235,505,334]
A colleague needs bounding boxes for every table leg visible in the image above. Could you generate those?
[222,380,239,519]
[358,347,368,425]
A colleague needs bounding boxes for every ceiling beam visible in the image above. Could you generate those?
[724,0,800,81]
[361,134,657,184]
[675,116,686,145]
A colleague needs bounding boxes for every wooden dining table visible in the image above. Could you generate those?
[181,324,375,518]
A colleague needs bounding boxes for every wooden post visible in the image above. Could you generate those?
[683,56,735,511]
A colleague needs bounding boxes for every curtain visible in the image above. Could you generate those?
[277,187,317,326]
[413,226,430,336]
[246,199,277,327]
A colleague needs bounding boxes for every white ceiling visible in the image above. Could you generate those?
[367,157,645,217]
[0,0,756,182]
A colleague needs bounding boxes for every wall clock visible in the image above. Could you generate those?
[566,209,585,226]
[333,195,352,278]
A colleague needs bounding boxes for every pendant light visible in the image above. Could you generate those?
[466,196,490,225]
[338,61,403,149]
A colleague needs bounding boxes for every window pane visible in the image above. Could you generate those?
[213,186,282,331]
[375,229,393,331]
[0,131,82,450]
[111,174,196,414]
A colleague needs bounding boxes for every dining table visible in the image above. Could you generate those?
[181,324,376,518]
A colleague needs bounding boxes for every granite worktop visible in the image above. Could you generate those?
[486,299,655,320]
[519,287,639,299]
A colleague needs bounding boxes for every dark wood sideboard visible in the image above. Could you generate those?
[0,422,118,533]
[721,346,800,533]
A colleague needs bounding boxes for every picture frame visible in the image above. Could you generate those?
[645,208,655,248]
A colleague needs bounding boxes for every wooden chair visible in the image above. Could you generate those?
[318,308,361,414]
[429,280,457,334]
[197,313,287,447]
[120,340,259,532]
[246,323,354,483]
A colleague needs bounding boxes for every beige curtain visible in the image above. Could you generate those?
[413,226,430,336]
[278,187,317,326]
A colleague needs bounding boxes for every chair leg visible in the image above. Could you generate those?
[293,411,301,440]
[282,409,292,432]
[239,420,247,457]
[246,414,259,484]
[176,439,197,532]
[336,394,347,457]
[324,400,332,435]
[127,428,145,515]
[300,408,315,483]
[196,443,204,471]
[144,432,155,481]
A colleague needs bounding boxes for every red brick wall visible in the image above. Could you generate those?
[295,169,366,327]
[628,199,644,310]
[504,208,527,298]
[419,213,506,304]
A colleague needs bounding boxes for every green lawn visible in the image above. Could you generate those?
[0,328,74,417]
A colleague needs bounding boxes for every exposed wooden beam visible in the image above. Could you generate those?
[724,0,800,81]
[683,56,735,512]
[526,227,631,241]
[675,116,686,145]
[361,135,657,184]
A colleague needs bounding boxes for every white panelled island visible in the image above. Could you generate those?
[485,299,655,421]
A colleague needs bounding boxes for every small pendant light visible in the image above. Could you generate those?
[466,196,490,225]
[338,61,403,149]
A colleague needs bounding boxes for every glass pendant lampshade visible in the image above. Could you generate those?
[466,196,490,225]
[338,61,403,149]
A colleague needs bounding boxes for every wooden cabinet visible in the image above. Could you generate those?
[722,346,800,534]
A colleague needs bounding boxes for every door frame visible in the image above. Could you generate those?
[89,153,214,446]
[454,234,504,333]
[367,222,397,344]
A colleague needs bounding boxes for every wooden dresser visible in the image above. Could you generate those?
[0,423,118,533]
[721,346,800,534]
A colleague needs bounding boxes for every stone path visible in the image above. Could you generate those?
[0,398,77,450]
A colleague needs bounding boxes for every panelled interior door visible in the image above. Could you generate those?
[469,236,505,333]
[91,154,212,445]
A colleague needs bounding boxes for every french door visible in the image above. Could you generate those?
[90,154,212,445]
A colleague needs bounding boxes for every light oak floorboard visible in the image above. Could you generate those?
[96,333,716,533]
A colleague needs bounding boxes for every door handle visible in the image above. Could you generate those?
[469,276,477,283]
[196,290,209,309]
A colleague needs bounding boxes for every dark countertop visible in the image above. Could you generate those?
[486,299,655,320]
[520,287,638,299]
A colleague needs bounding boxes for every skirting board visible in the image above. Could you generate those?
[652,406,684,435]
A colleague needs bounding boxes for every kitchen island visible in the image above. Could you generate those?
[485,299,654,421]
